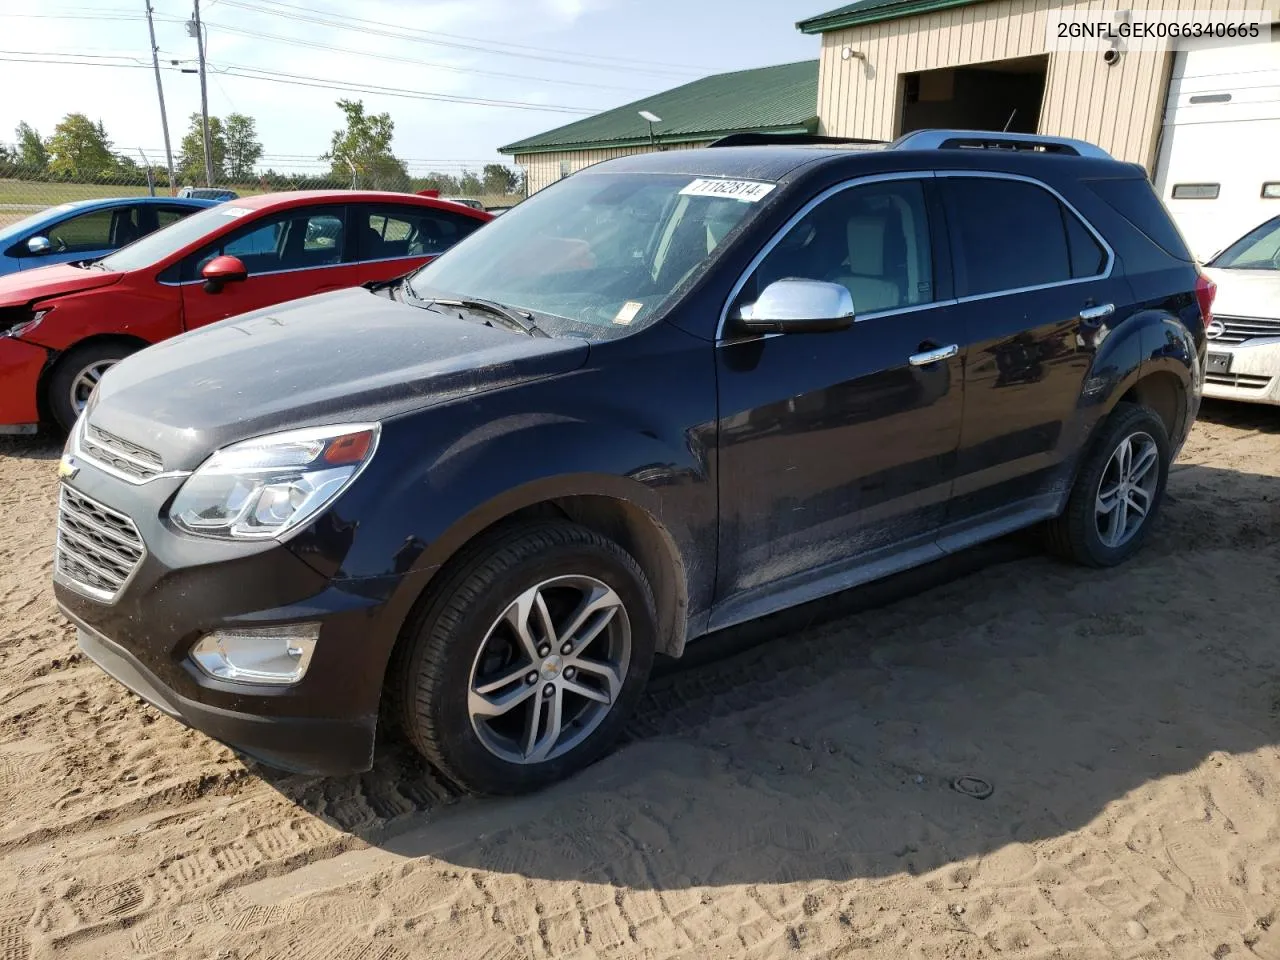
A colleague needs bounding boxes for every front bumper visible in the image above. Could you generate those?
[54,463,429,776]
[71,618,376,775]
[1203,338,1280,406]
[0,336,47,431]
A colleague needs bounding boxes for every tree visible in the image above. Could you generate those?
[14,122,47,172]
[178,113,226,185]
[224,113,262,182]
[459,171,484,196]
[322,99,408,191]
[45,114,114,179]
[481,163,519,196]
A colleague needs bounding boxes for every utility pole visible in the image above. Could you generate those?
[144,0,176,194]
[188,0,214,187]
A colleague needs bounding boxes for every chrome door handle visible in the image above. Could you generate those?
[908,343,958,366]
[1079,303,1115,322]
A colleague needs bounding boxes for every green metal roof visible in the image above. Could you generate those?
[499,60,819,156]
[798,0,986,33]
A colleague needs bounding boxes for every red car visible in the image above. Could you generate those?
[0,191,491,432]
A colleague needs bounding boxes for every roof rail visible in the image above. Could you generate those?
[707,132,887,148]
[890,129,1113,160]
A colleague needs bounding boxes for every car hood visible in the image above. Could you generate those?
[88,287,590,471]
[0,262,122,306]
[1203,268,1280,320]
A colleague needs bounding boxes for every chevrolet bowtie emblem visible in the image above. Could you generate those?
[57,454,79,480]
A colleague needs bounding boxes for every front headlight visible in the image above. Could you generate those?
[169,423,380,540]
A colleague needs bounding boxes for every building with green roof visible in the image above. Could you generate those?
[499,60,818,194]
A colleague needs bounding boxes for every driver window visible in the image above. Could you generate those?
[743,179,934,316]
[41,207,139,255]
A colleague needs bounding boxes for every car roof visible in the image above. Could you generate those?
[581,131,1138,185]
[224,190,492,220]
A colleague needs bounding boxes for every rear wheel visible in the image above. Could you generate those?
[394,522,656,794]
[1046,402,1171,567]
[48,341,139,432]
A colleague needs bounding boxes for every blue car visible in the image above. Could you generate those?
[0,196,216,276]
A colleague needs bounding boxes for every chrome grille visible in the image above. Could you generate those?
[1205,371,1272,390]
[56,486,145,602]
[80,423,163,482]
[1210,315,1280,345]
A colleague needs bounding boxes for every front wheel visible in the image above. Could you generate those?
[47,341,138,432]
[394,522,656,794]
[1046,402,1171,567]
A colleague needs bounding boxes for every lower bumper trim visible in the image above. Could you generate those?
[75,624,377,776]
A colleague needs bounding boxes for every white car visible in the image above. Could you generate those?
[1202,215,1280,405]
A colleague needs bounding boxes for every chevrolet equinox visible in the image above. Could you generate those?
[55,130,1213,794]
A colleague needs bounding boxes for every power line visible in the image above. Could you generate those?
[240,0,708,72]
[215,0,705,79]
[202,19,654,94]
[205,60,599,114]
[0,52,603,114]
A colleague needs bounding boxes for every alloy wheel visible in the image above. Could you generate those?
[1094,430,1160,549]
[467,574,631,765]
[69,359,118,414]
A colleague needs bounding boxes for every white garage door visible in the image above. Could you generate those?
[1153,37,1280,261]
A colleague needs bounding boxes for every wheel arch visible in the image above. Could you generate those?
[36,333,152,424]
[389,474,694,670]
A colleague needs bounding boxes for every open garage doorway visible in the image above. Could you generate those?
[899,55,1048,136]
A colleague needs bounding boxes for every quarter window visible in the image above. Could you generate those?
[743,179,935,315]
[944,178,1103,297]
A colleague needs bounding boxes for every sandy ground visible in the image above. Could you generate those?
[2,401,1279,960]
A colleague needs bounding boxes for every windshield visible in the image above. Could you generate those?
[97,203,253,272]
[1210,216,1280,270]
[407,171,770,334]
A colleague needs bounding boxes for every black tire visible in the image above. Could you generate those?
[1046,402,1171,567]
[47,341,138,433]
[394,521,657,795]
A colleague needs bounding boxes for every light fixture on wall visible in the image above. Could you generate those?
[841,46,866,61]
[639,110,662,146]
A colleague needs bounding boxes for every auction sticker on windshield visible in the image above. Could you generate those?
[679,179,776,203]
[216,207,252,218]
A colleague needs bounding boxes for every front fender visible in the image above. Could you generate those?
[288,335,719,648]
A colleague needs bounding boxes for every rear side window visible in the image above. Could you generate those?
[157,206,196,229]
[944,178,1103,297]
[352,205,483,262]
[1086,177,1193,261]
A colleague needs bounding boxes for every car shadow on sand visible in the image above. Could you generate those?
[251,458,1280,894]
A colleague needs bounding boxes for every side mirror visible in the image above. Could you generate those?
[26,236,51,255]
[201,255,248,294]
[738,279,855,334]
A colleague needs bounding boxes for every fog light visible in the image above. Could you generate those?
[190,623,320,685]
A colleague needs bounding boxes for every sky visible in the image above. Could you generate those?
[0,0,825,177]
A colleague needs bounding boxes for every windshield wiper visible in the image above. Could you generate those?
[430,297,548,337]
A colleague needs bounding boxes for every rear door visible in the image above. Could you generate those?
[347,203,486,282]
[179,204,361,329]
[938,173,1133,537]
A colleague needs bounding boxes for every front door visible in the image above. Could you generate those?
[713,176,966,628]
[179,205,364,329]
